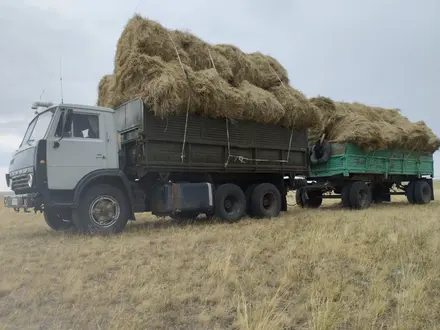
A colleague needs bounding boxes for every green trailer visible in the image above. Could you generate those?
[296,142,435,209]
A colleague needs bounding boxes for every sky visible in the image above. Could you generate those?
[0,0,439,190]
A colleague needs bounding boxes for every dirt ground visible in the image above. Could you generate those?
[1,183,439,330]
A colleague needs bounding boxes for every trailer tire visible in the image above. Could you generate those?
[44,207,73,231]
[214,183,246,223]
[341,184,352,208]
[310,140,332,165]
[72,184,130,235]
[349,181,372,210]
[250,183,282,218]
[295,188,306,208]
[413,180,431,205]
[295,187,322,208]
[406,181,416,204]
[306,190,323,208]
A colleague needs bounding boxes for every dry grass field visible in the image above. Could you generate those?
[1,183,439,330]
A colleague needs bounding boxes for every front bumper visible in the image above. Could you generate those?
[4,193,36,209]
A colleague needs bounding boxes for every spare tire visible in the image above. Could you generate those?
[310,140,332,165]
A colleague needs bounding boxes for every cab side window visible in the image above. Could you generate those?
[55,112,100,139]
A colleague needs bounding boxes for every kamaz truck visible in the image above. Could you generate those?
[4,98,309,234]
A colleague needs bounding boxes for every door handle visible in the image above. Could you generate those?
[96,154,106,159]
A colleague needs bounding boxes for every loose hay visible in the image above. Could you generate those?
[99,14,439,153]
[99,14,318,128]
[310,96,440,152]
[238,81,285,124]
[271,85,322,130]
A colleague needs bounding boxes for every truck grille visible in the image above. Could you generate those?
[11,174,30,192]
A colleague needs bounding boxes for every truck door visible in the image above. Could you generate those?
[46,107,109,190]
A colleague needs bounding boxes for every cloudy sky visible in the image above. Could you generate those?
[0,0,439,190]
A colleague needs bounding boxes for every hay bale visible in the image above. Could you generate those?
[271,86,322,130]
[248,52,289,89]
[213,44,260,87]
[171,31,233,82]
[114,14,189,72]
[238,81,285,124]
[187,68,246,119]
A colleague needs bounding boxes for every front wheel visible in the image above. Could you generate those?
[44,207,73,231]
[72,184,130,235]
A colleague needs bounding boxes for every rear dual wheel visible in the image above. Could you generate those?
[214,182,282,222]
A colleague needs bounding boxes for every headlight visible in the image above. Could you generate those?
[27,174,33,187]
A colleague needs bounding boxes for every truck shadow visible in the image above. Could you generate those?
[124,215,221,233]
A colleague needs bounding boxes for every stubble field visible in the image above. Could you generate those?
[0,183,439,330]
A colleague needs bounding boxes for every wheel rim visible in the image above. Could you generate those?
[422,185,431,201]
[89,195,120,228]
[224,195,240,214]
[359,189,369,208]
[262,192,276,211]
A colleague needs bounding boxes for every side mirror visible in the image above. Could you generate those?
[53,109,73,148]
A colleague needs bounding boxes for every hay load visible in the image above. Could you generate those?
[98,14,321,130]
[309,96,440,152]
[98,14,439,153]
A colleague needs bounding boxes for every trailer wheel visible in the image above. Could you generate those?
[406,181,416,204]
[214,183,246,222]
[44,207,73,231]
[250,183,282,218]
[72,184,129,235]
[413,180,432,204]
[306,191,323,208]
[341,184,352,208]
[295,187,322,208]
[295,188,306,208]
[349,181,372,209]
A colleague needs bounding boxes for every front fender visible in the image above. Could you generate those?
[73,169,135,218]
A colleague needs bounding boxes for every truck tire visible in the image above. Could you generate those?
[406,181,416,204]
[44,208,73,231]
[214,183,246,223]
[250,183,282,218]
[245,184,258,216]
[413,180,432,204]
[349,181,372,209]
[72,184,130,235]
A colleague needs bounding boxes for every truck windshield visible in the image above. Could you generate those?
[20,108,56,147]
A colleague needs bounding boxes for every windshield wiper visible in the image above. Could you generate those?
[26,139,34,146]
